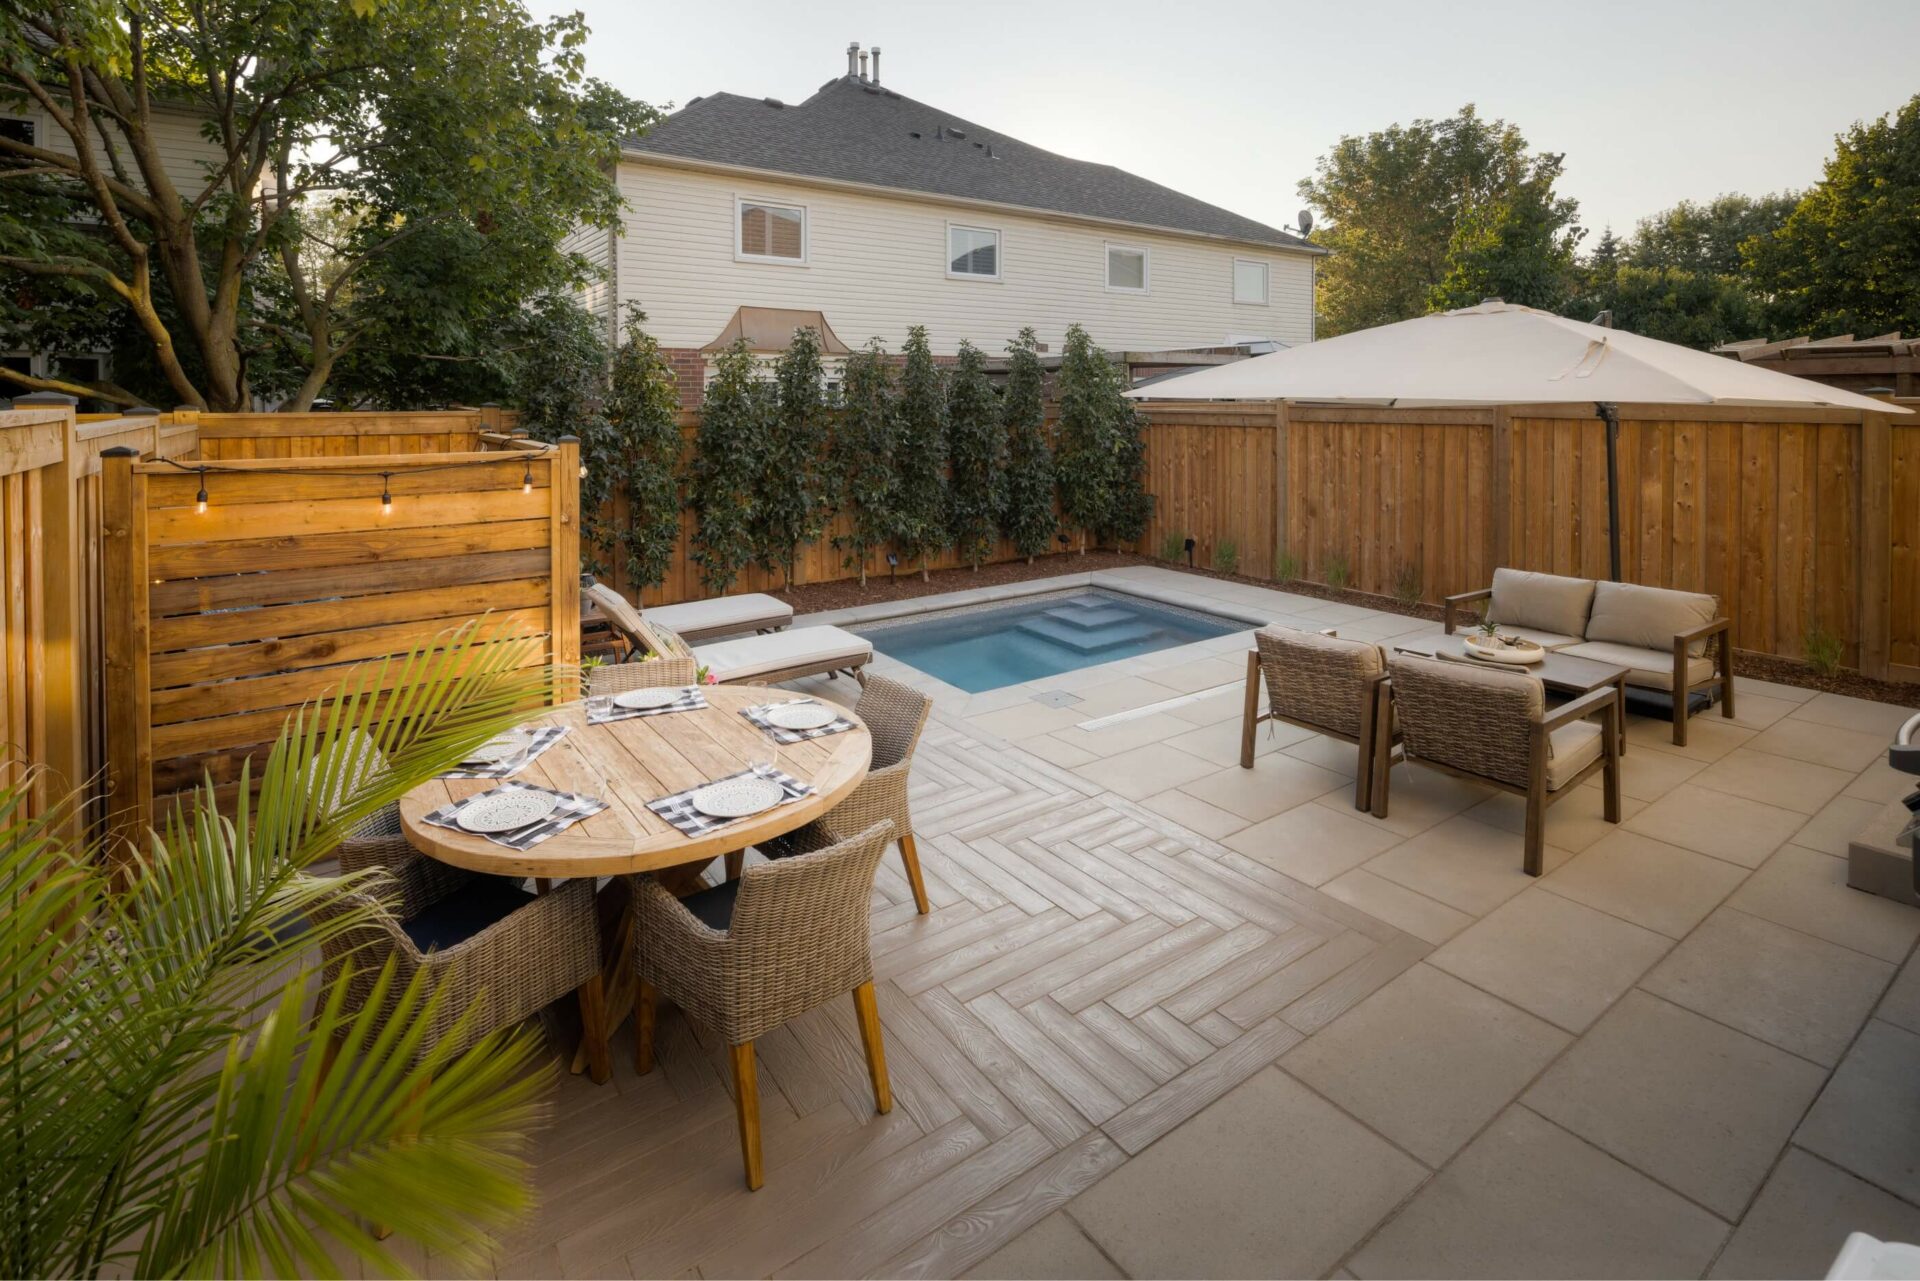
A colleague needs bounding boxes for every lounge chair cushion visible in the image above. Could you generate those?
[649,593,793,643]
[1545,721,1604,790]
[694,625,872,684]
[1584,581,1718,656]
[1561,640,1715,690]
[1488,569,1597,639]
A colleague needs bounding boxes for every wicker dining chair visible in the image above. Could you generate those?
[631,820,896,1190]
[315,804,614,1083]
[587,654,700,695]
[1240,625,1398,814]
[1376,653,1622,876]
[749,674,935,914]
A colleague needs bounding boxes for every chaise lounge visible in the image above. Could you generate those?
[586,582,871,687]
[1444,568,1734,746]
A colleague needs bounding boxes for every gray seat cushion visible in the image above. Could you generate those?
[1546,721,1604,790]
[402,878,535,952]
[1488,569,1597,639]
[650,593,793,642]
[677,878,741,933]
[1585,582,1719,656]
[694,626,872,683]
[1561,640,1715,691]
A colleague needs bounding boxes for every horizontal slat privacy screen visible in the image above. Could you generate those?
[103,442,579,828]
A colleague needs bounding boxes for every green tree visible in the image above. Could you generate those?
[831,339,898,587]
[755,328,829,587]
[891,326,949,580]
[604,306,685,594]
[1627,194,1797,275]
[1746,95,1920,338]
[1054,324,1152,550]
[1000,327,1056,562]
[1298,105,1581,334]
[0,3,655,410]
[1428,154,1583,311]
[945,341,1005,570]
[688,340,764,594]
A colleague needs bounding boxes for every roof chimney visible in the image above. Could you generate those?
[846,41,859,77]
[870,47,881,85]
[858,49,868,81]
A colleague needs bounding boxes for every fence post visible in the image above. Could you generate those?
[33,404,84,823]
[1490,405,1513,574]
[549,437,582,700]
[1272,400,1291,578]
[1858,410,1892,680]
[100,446,152,847]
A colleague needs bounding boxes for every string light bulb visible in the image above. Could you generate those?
[195,466,208,515]
[380,472,392,516]
[522,459,533,494]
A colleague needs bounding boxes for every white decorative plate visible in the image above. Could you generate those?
[766,702,837,731]
[690,775,785,819]
[462,731,528,765]
[455,789,560,833]
[614,687,682,710]
[1464,635,1546,665]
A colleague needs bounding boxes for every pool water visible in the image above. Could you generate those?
[857,589,1246,693]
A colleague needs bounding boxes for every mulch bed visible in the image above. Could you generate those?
[771,551,1918,709]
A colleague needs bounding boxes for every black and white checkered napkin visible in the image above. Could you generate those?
[645,765,814,839]
[438,726,569,780]
[740,698,857,745]
[423,780,608,850]
[587,687,708,724]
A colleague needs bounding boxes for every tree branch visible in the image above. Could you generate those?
[0,366,141,408]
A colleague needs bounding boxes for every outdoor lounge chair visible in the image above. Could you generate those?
[585,581,791,651]
[630,821,896,1191]
[1241,624,1397,814]
[586,581,870,687]
[1376,653,1621,876]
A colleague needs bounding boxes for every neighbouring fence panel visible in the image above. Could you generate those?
[103,440,578,828]
[1893,420,1920,676]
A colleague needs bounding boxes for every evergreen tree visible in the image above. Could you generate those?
[1054,324,1152,550]
[688,339,763,594]
[892,325,950,580]
[1000,327,1056,563]
[832,340,898,587]
[945,341,1006,570]
[602,305,685,594]
[755,327,829,587]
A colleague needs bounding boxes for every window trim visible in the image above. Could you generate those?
[1104,242,1151,295]
[945,220,1002,282]
[734,195,809,266]
[1232,257,1270,307]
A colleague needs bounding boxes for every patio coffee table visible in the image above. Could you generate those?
[1394,634,1629,755]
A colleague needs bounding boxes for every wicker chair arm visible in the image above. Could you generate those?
[1539,685,1620,733]
[631,873,730,953]
[337,806,471,918]
[820,760,911,840]
[1444,587,1494,635]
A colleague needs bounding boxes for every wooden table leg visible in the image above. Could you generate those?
[568,860,722,1076]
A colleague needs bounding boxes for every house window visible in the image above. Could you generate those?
[53,354,102,385]
[1233,259,1269,305]
[1106,244,1149,293]
[0,117,33,147]
[736,198,806,263]
[947,224,1000,279]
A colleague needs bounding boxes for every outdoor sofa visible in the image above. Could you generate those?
[1444,568,1735,745]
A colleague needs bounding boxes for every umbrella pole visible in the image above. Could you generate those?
[1597,402,1622,581]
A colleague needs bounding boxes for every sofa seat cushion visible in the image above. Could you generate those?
[1561,640,1715,690]
[1546,721,1604,791]
[1483,625,1585,651]
[1585,581,1718,655]
[694,625,872,684]
[649,593,793,643]
[1488,568,1597,639]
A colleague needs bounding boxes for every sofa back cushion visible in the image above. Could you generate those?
[1585,582,1719,655]
[1488,569,1597,639]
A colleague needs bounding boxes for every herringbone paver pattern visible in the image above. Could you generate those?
[464,712,1427,1280]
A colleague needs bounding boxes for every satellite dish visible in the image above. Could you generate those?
[1296,209,1314,237]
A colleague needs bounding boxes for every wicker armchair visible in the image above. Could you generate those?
[1240,625,1398,813]
[1377,654,1621,876]
[315,804,613,1081]
[631,820,897,1190]
[751,674,935,913]
[587,654,700,694]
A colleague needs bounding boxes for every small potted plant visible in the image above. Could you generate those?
[1465,619,1545,665]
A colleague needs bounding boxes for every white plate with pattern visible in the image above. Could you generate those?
[455,789,560,834]
[614,687,682,710]
[765,702,837,731]
[461,731,528,766]
[690,775,785,819]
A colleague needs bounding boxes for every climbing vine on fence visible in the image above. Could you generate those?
[756,326,829,587]
[891,325,950,580]
[603,306,684,593]
[1055,322,1152,549]
[1000,327,1055,562]
[946,340,1006,569]
[688,338,764,594]
[832,339,898,587]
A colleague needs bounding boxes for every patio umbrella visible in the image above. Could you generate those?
[1126,300,1907,579]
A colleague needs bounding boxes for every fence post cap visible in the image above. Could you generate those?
[15,391,79,406]
[100,445,140,458]
[481,401,501,408]
[556,434,580,444]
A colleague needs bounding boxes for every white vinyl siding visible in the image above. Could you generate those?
[9,101,231,204]
[560,219,616,342]
[1106,243,1149,293]
[946,224,999,279]
[1233,258,1269,306]
[736,198,806,263]
[613,161,1315,355]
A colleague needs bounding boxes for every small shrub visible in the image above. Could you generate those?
[1392,561,1422,605]
[1213,538,1240,576]
[1803,624,1845,676]
[1159,531,1187,562]
[1274,547,1301,582]
[1322,551,1351,591]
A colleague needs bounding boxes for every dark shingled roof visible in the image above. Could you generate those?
[624,76,1315,252]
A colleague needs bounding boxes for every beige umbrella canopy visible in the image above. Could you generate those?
[1128,300,1906,579]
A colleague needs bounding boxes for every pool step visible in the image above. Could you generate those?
[1013,615,1160,653]
[1038,602,1139,631]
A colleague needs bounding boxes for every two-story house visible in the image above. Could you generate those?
[569,44,1323,404]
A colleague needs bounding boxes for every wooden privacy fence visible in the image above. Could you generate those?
[101,432,578,830]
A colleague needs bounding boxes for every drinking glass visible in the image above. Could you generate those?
[585,692,613,722]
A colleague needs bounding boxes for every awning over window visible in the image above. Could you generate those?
[700,307,851,355]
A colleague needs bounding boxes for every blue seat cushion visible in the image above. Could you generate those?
[402,877,536,952]
[679,878,741,933]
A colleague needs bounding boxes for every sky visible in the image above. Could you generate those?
[531,0,1920,245]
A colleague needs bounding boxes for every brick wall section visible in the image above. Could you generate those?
[663,348,706,410]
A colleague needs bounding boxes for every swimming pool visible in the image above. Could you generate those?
[856,589,1248,693]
